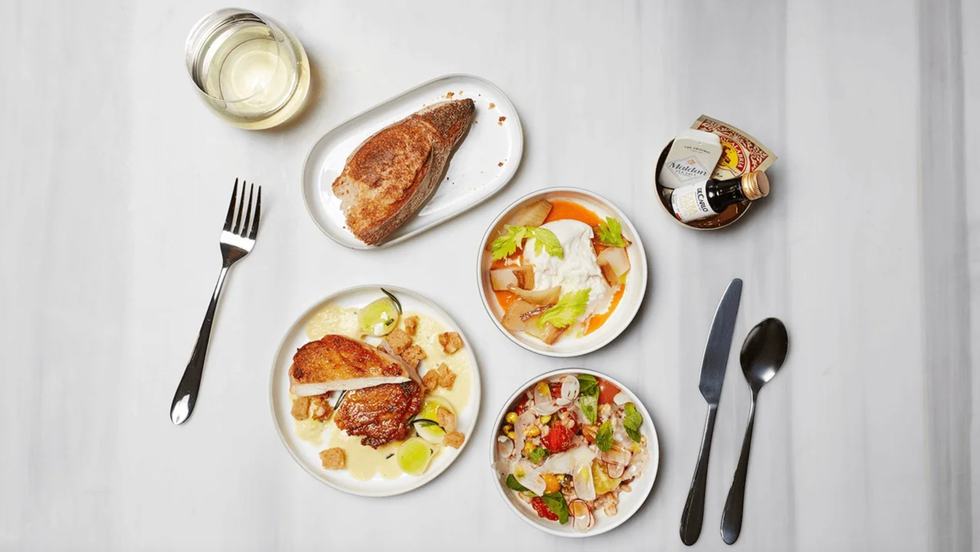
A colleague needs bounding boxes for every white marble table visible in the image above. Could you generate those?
[2,0,978,550]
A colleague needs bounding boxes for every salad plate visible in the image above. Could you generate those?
[269,285,481,497]
[302,74,523,249]
[489,368,659,537]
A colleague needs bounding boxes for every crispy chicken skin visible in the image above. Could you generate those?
[290,334,418,396]
[334,381,423,448]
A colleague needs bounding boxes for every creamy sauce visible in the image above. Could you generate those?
[293,305,471,480]
[524,219,615,321]
[305,305,361,341]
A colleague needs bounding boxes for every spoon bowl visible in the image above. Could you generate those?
[721,317,789,544]
[739,318,789,391]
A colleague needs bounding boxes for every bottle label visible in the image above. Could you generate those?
[671,181,717,222]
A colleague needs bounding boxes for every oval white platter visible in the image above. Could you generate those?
[269,285,482,497]
[302,74,524,249]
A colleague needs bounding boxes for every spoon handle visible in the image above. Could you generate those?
[680,403,718,545]
[721,394,757,544]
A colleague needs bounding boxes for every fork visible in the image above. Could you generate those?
[170,179,262,425]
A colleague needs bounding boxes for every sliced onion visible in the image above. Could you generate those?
[496,435,514,459]
[510,199,553,228]
[508,285,561,306]
[600,448,632,479]
[612,392,630,406]
[531,381,561,415]
[491,266,535,291]
[560,375,580,403]
[512,410,535,460]
[569,500,595,533]
[597,247,630,279]
[514,460,547,495]
[573,463,597,501]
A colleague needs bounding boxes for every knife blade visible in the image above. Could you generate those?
[680,278,742,546]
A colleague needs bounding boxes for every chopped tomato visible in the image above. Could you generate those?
[549,382,563,398]
[515,399,529,415]
[545,423,574,453]
[598,379,621,405]
[531,497,559,521]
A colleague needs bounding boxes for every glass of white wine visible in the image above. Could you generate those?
[185,9,311,130]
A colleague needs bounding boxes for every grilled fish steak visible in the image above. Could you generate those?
[332,99,476,245]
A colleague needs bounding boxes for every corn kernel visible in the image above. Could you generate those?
[502,424,513,434]
[505,412,518,424]
[542,473,562,494]
[523,441,536,456]
[507,431,517,440]
[540,415,552,425]
[524,425,541,437]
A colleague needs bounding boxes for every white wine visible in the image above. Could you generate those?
[187,10,310,129]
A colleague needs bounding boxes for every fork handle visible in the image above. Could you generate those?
[170,265,230,425]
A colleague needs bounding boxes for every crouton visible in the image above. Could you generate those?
[403,315,419,337]
[437,406,457,432]
[444,431,465,449]
[438,332,464,354]
[319,447,346,470]
[422,370,439,392]
[436,363,456,389]
[290,396,311,420]
[386,329,413,355]
[310,395,334,421]
[401,344,427,368]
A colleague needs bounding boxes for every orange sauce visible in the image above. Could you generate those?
[491,199,626,334]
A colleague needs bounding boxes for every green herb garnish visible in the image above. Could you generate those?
[595,419,614,452]
[333,390,347,409]
[491,226,563,261]
[506,474,529,493]
[623,402,643,442]
[528,447,550,463]
[541,491,570,524]
[577,374,599,424]
[596,217,626,247]
[538,288,591,328]
[380,288,402,314]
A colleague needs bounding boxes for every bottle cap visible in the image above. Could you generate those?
[741,171,770,200]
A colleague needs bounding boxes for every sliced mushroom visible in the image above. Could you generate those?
[490,266,535,291]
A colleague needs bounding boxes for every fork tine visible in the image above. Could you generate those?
[224,178,239,231]
[248,186,261,240]
[240,184,254,238]
[233,180,247,234]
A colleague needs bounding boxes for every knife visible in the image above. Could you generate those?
[679,278,742,546]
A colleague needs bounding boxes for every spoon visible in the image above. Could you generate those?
[720,318,788,544]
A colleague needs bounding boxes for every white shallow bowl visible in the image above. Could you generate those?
[269,285,481,497]
[477,188,648,357]
[489,368,660,538]
[302,73,523,249]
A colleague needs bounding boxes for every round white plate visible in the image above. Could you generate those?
[477,188,648,357]
[302,74,524,249]
[269,285,482,497]
[489,368,660,537]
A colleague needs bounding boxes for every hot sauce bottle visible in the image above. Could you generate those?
[670,171,770,223]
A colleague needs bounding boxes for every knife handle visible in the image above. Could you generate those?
[680,403,718,546]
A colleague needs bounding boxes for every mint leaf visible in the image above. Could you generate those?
[538,288,591,329]
[624,402,643,443]
[577,374,599,396]
[596,217,626,247]
[541,491,570,524]
[596,419,614,452]
[579,394,598,424]
[528,447,549,463]
[506,474,529,493]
